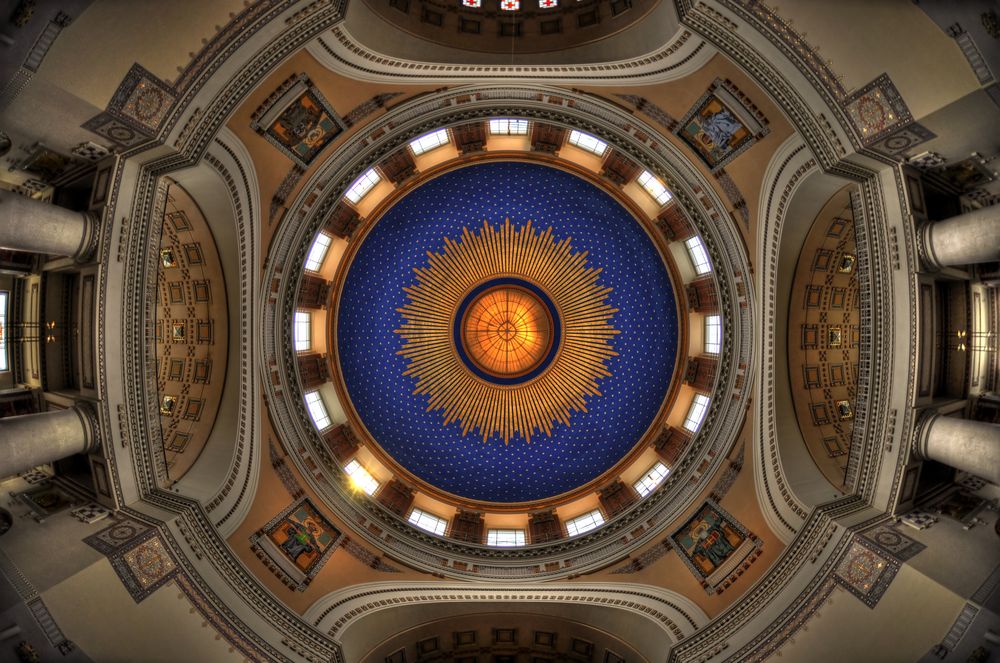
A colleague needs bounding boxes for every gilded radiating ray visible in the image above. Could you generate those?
[395,219,619,444]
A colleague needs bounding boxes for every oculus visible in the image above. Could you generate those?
[396,220,618,443]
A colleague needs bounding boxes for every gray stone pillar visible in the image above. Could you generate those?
[919,203,1000,269]
[0,405,97,478]
[914,412,1000,484]
[0,189,97,260]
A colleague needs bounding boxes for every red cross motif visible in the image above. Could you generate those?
[500,0,519,10]
[539,0,557,7]
[462,0,480,6]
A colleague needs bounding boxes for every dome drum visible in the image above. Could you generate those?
[265,86,755,578]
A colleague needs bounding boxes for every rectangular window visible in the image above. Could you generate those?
[304,390,332,430]
[538,0,558,7]
[408,508,448,535]
[704,315,722,354]
[489,118,528,135]
[500,0,520,10]
[0,291,7,372]
[567,130,607,156]
[462,0,481,6]
[344,459,380,495]
[637,170,672,206]
[345,168,381,204]
[304,233,333,272]
[409,128,450,156]
[633,461,670,497]
[565,509,605,537]
[683,393,710,432]
[487,529,526,547]
[684,236,712,275]
[294,311,311,352]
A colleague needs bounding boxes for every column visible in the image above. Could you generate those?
[914,412,1000,484]
[0,189,97,260]
[920,203,1000,269]
[0,404,97,478]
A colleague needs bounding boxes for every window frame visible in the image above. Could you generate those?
[0,291,8,372]
[637,170,672,206]
[488,118,529,135]
[633,461,670,497]
[704,314,722,355]
[343,459,380,495]
[304,232,333,273]
[408,128,450,156]
[684,236,712,275]
[293,310,312,353]
[408,507,448,536]
[345,168,381,204]
[683,393,710,432]
[486,528,526,547]
[567,130,607,156]
[304,390,333,431]
[565,509,605,537]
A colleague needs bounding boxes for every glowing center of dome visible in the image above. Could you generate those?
[462,286,553,377]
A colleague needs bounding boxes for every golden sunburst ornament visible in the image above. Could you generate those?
[395,219,619,444]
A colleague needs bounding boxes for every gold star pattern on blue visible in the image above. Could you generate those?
[337,162,678,502]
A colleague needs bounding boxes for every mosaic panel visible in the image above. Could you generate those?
[861,523,926,562]
[675,78,769,172]
[671,500,762,594]
[250,498,341,590]
[842,74,912,145]
[108,64,176,133]
[85,518,178,602]
[251,73,346,167]
[833,539,899,608]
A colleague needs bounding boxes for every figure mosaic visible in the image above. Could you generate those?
[264,499,339,575]
[678,96,751,170]
[672,502,747,579]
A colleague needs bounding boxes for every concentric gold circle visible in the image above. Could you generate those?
[461,286,553,377]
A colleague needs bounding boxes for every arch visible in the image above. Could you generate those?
[305,581,709,662]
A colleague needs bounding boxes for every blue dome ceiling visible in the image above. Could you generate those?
[336,161,679,502]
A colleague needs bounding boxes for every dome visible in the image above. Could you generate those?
[0,1,997,662]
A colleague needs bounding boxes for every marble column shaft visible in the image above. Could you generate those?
[920,202,1000,268]
[914,412,1000,484]
[0,405,96,478]
[0,189,96,260]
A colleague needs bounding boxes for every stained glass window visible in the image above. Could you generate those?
[633,462,669,497]
[704,315,722,354]
[409,129,450,155]
[500,0,520,10]
[345,168,380,204]
[683,393,710,432]
[408,508,448,535]
[305,390,332,430]
[487,529,526,546]
[565,509,605,536]
[304,233,332,272]
[567,130,607,156]
[462,0,481,6]
[637,170,672,205]
[489,118,528,135]
[684,236,712,275]
[344,459,380,495]
[539,0,557,7]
